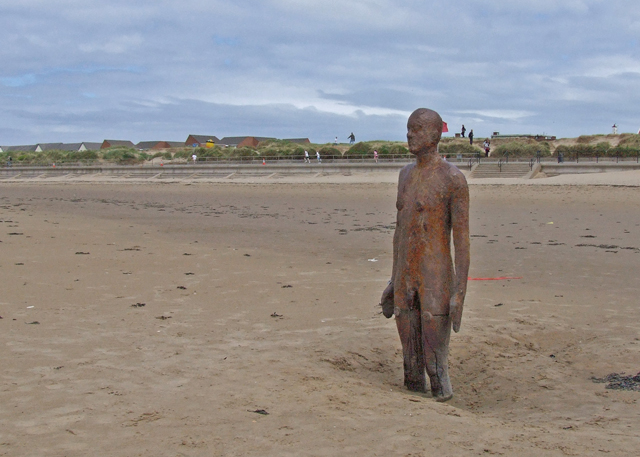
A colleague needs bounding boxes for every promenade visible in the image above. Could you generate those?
[2,160,640,185]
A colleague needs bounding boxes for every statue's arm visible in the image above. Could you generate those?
[380,221,400,318]
[450,175,470,332]
[381,167,409,318]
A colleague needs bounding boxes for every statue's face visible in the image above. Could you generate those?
[407,111,441,155]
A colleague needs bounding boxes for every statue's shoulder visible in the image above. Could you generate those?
[443,161,468,189]
[398,163,415,182]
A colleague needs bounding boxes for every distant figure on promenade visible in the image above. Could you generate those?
[192,153,197,164]
[469,129,474,145]
[612,124,618,135]
[334,136,338,145]
[461,125,466,138]
[374,150,379,163]
[316,151,322,163]
[483,139,490,157]
[348,132,356,144]
[304,150,310,163]
[7,156,12,167]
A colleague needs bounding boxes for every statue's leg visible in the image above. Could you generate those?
[395,292,426,392]
[422,314,453,401]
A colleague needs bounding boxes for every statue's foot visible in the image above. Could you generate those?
[429,375,453,401]
[405,378,427,393]
[433,392,453,402]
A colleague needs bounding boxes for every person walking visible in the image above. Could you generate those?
[469,129,474,145]
[334,136,338,145]
[316,150,322,163]
[192,153,197,164]
[304,150,310,163]
[461,125,466,138]
[374,150,379,163]
[483,139,490,157]
[348,132,356,144]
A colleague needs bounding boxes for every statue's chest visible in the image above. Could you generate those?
[397,174,449,217]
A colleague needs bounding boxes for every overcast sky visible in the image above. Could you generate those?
[1,0,639,145]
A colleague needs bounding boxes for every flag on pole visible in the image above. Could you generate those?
[442,121,449,133]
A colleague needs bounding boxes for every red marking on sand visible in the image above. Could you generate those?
[468,276,522,281]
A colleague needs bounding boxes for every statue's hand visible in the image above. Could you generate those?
[380,283,394,318]
[450,293,465,333]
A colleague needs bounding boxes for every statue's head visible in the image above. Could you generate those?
[407,108,442,155]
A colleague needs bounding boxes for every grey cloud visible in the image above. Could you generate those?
[2,0,640,145]
[0,97,408,144]
[317,88,429,112]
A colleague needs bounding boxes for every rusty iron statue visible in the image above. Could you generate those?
[381,108,470,401]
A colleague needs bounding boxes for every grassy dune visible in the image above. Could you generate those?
[3,134,640,165]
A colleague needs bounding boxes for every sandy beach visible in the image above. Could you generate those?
[1,171,639,456]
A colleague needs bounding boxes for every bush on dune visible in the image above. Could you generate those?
[439,143,482,157]
[259,148,282,157]
[101,147,144,164]
[229,147,257,158]
[261,146,310,159]
[347,142,373,155]
[617,134,640,148]
[553,142,639,158]
[196,146,223,158]
[576,135,598,144]
[152,151,173,160]
[604,146,640,157]
[317,146,341,156]
[493,141,551,158]
[172,149,191,159]
[376,144,409,155]
[68,150,99,162]
[15,153,37,164]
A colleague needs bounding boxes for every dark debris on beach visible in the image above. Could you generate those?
[591,372,640,391]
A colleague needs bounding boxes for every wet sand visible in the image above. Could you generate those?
[1,175,639,456]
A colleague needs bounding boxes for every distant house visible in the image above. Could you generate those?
[135,141,159,150]
[34,143,103,152]
[101,140,136,149]
[185,135,221,147]
[136,141,184,150]
[1,142,105,153]
[219,136,276,148]
[39,143,105,153]
[54,143,83,152]
[80,142,102,151]
[1,144,38,153]
[35,143,65,152]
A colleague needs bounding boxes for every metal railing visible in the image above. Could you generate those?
[3,151,640,168]
[193,154,416,164]
[2,152,480,168]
